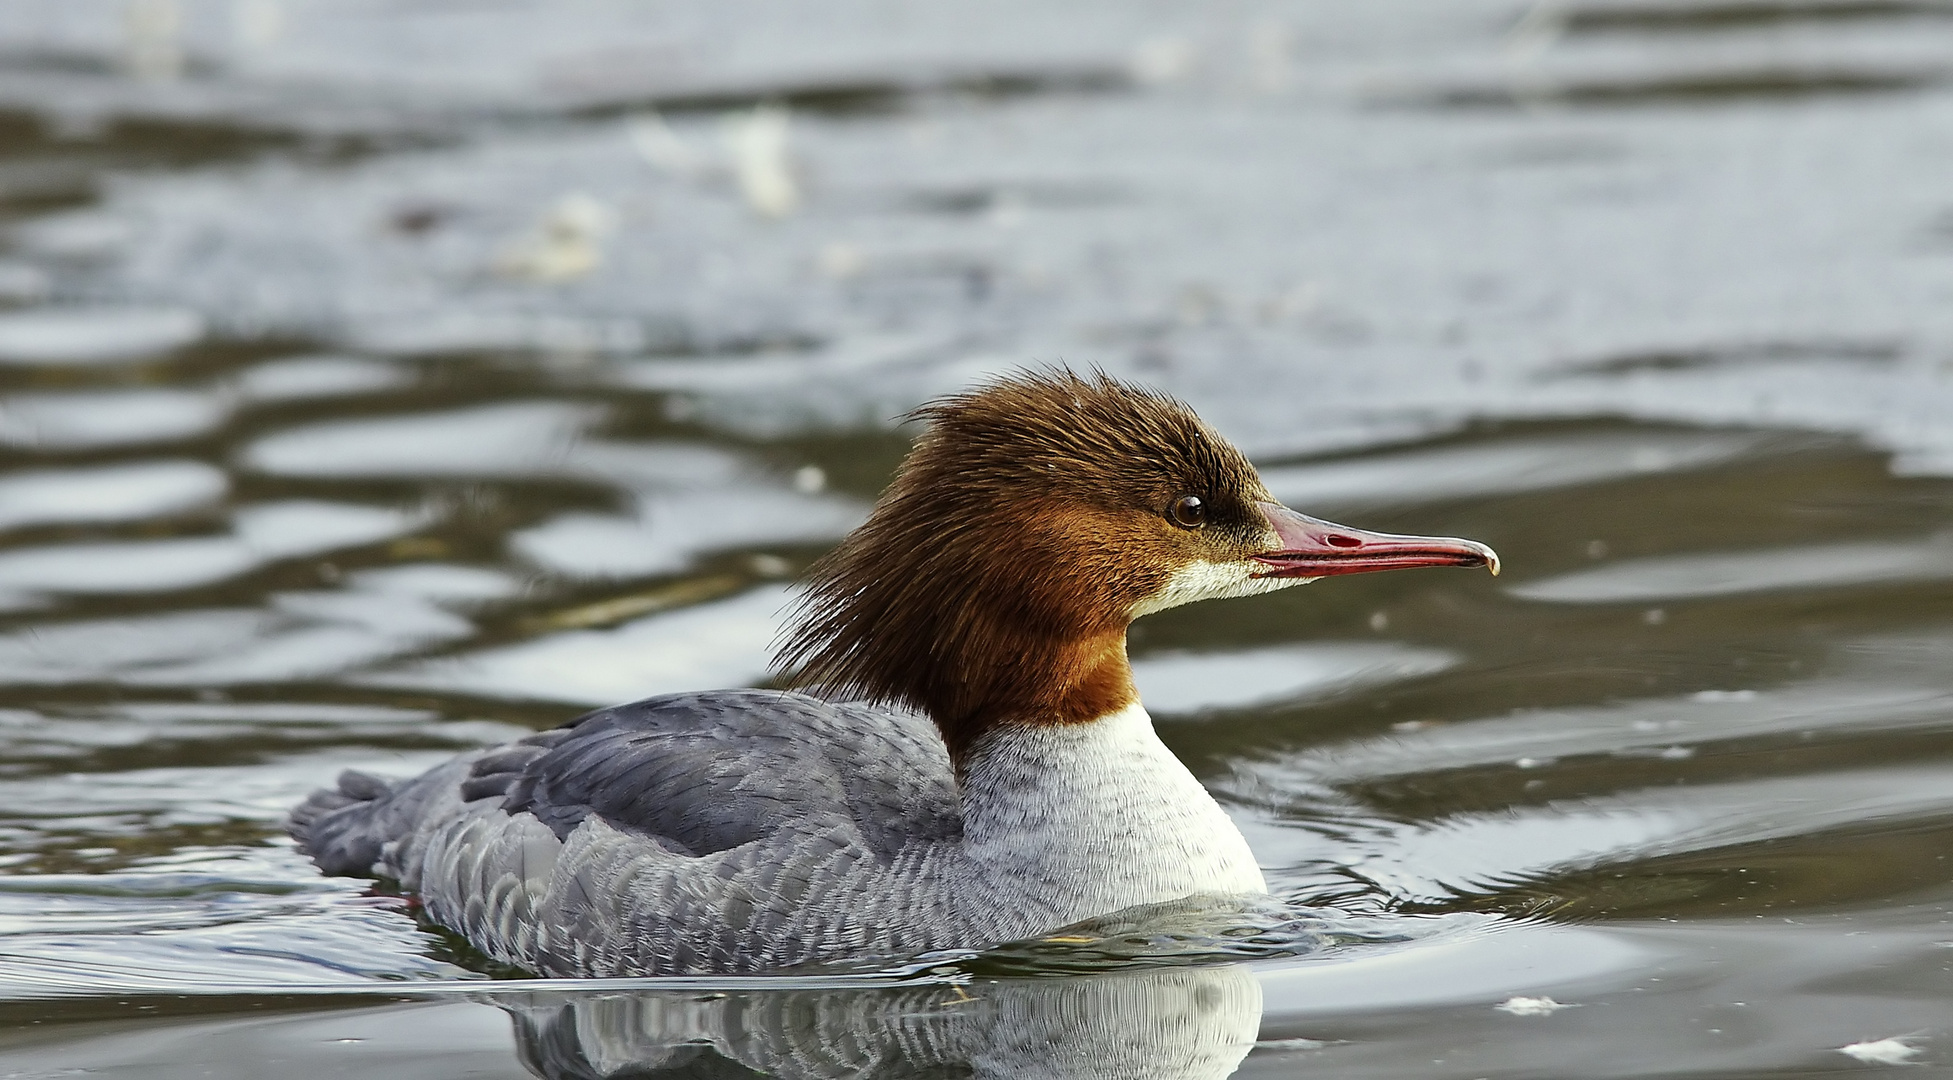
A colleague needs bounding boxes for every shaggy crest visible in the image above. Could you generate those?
[774,369,1272,763]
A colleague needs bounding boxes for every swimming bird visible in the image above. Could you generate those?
[289,370,1498,976]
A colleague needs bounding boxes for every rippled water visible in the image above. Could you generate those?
[3,1,1953,1076]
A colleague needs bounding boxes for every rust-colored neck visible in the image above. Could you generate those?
[934,627,1138,766]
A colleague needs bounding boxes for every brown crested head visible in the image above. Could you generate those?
[773,369,1498,764]
[774,369,1274,760]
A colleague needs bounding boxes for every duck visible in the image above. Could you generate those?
[289,370,1498,976]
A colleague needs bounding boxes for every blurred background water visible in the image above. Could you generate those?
[1,1,1953,1076]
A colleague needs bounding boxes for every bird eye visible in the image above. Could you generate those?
[1169,495,1206,528]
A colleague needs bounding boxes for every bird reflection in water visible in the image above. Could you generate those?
[493,963,1261,1080]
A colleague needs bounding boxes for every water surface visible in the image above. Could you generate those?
[3,1,1953,1076]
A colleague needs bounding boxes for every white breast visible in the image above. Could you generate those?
[957,702,1266,920]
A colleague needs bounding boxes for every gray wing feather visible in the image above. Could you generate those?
[480,690,959,856]
[289,689,967,975]
[290,755,483,878]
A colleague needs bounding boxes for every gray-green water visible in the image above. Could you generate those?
[3,1,1953,1076]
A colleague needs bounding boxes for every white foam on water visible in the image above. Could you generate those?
[1838,1037,1924,1065]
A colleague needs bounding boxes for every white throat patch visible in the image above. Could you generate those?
[1129,560,1312,619]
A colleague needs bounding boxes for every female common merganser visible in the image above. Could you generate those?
[290,370,1497,976]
